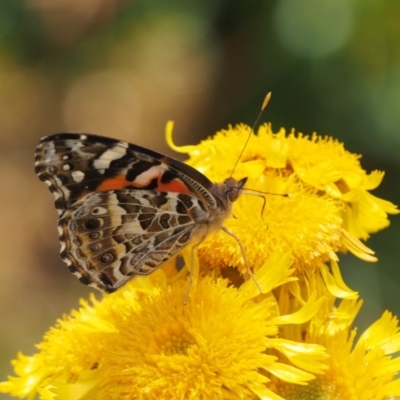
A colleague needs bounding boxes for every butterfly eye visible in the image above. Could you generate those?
[226,188,239,202]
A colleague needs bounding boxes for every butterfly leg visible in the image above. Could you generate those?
[221,226,263,293]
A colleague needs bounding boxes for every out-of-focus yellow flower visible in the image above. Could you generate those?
[274,301,400,400]
[0,255,328,400]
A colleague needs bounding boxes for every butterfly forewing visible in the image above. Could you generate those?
[35,133,247,292]
[35,133,217,215]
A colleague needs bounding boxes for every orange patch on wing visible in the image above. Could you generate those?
[157,179,191,194]
[96,175,191,194]
[96,175,131,191]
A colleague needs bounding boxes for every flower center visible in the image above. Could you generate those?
[278,375,357,400]
[160,332,195,355]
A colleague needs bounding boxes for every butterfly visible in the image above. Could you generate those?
[35,133,251,293]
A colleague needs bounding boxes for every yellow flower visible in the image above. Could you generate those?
[167,122,398,298]
[274,302,400,400]
[0,255,328,400]
[285,131,399,241]
[2,122,398,399]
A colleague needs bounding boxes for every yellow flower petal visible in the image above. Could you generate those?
[48,371,98,400]
[269,340,327,374]
[271,292,325,325]
[276,308,400,399]
[239,250,296,300]
[319,262,358,299]
[267,362,315,384]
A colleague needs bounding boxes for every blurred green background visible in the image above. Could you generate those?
[1,1,399,397]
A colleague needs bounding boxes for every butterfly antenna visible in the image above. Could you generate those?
[230,92,272,178]
[243,188,289,219]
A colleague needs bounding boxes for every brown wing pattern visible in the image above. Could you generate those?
[58,189,210,292]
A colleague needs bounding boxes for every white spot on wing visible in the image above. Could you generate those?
[134,165,162,186]
[72,170,85,182]
[43,141,56,163]
[63,164,70,171]
[92,206,108,215]
[120,220,148,235]
[93,145,126,170]
[58,225,66,252]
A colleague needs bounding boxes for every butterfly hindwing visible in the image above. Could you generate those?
[59,188,208,292]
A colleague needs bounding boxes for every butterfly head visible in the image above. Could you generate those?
[223,177,248,203]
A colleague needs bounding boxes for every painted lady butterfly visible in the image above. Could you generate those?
[35,133,251,293]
